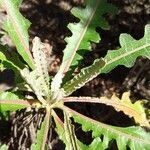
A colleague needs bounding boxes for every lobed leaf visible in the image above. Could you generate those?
[0,91,29,111]
[64,106,150,150]
[64,92,150,127]
[0,0,35,69]
[63,59,105,96]
[103,92,149,127]
[53,0,117,87]
[101,24,150,74]
[52,110,103,150]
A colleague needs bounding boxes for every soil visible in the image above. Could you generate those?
[0,0,150,149]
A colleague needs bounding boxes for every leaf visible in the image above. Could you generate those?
[63,59,105,96]
[31,108,51,150]
[21,37,51,104]
[106,92,149,127]
[0,99,31,112]
[101,24,150,74]
[53,110,79,149]
[0,143,8,150]
[64,106,150,150]
[21,68,46,104]
[0,91,40,112]
[0,91,23,100]
[31,37,50,98]
[0,91,29,111]
[0,91,22,117]
[0,0,35,69]
[52,110,103,150]
[52,0,117,87]
[63,92,150,127]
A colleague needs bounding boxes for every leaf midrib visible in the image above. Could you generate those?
[0,99,31,106]
[105,42,150,66]
[63,97,142,118]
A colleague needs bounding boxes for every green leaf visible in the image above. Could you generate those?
[0,0,35,69]
[101,24,150,74]
[64,92,150,127]
[53,110,80,149]
[31,108,51,150]
[0,99,31,112]
[0,91,31,111]
[64,106,150,150]
[53,0,117,86]
[0,91,23,100]
[0,143,8,150]
[52,110,103,150]
[63,59,105,96]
